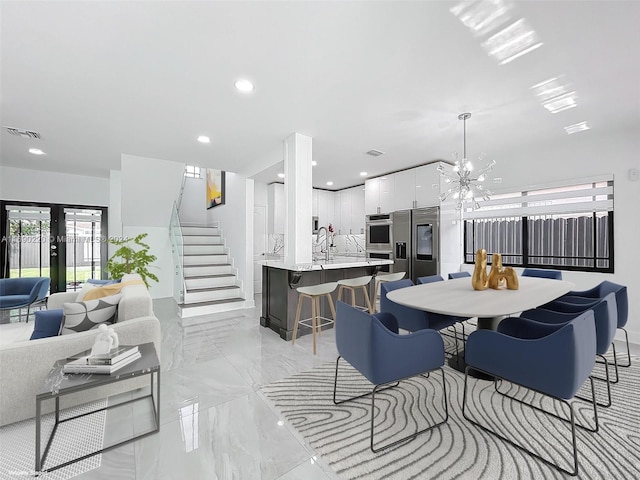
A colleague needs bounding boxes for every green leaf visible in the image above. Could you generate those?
[105,233,158,287]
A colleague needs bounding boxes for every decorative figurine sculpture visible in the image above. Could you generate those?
[472,249,489,290]
[487,253,519,290]
[90,324,120,356]
[473,249,519,290]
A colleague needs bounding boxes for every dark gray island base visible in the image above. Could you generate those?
[260,261,392,341]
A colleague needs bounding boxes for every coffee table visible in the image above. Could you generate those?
[386,276,574,378]
[35,342,160,473]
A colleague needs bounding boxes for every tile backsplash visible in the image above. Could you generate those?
[265,233,365,259]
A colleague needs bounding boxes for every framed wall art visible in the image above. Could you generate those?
[206,169,225,209]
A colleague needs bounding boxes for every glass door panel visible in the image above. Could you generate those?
[64,208,103,292]
[5,206,51,280]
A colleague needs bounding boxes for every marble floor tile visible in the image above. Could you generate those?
[136,355,253,426]
[0,298,388,480]
[277,457,337,480]
[133,392,311,480]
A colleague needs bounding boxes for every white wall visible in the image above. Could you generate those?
[0,166,109,206]
[108,170,122,257]
[121,154,185,227]
[120,154,185,299]
[179,176,207,225]
[206,172,255,307]
[485,127,640,344]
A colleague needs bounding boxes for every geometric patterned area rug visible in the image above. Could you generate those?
[0,400,106,480]
[261,355,640,480]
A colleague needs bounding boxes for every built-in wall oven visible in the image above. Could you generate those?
[365,214,393,252]
[367,251,393,273]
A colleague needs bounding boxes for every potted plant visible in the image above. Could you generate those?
[105,233,159,288]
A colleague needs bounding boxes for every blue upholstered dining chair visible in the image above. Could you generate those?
[546,281,630,368]
[0,277,50,322]
[380,279,458,332]
[517,292,617,407]
[448,271,471,279]
[521,268,563,280]
[333,301,448,452]
[417,274,471,349]
[463,311,598,476]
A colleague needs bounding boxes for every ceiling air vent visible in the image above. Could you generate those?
[4,127,41,139]
[366,149,385,157]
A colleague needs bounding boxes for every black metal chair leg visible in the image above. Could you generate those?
[494,378,599,432]
[464,367,598,476]
[333,356,398,405]
[370,367,448,453]
[577,354,612,408]
[618,328,632,368]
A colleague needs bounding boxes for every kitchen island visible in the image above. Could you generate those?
[260,257,393,340]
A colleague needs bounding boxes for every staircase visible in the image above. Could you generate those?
[178,225,248,318]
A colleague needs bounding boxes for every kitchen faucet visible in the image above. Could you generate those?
[316,226,331,261]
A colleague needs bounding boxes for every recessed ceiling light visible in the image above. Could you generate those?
[311,160,317,166]
[235,79,254,93]
[28,148,45,155]
[197,136,210,143]
[543,92,578,113]
[564,121,590,135]
[360,171,368,177]
[277,173,285,179]
[326,181,334,186]
[482,18,543,65]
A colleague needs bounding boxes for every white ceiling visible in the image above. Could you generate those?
[2,1,639,190]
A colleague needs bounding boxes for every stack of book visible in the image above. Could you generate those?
[63,345,141,374]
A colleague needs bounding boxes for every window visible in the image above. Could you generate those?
[184,165,202,178]
[464,176,614,272]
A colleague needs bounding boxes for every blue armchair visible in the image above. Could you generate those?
[546,281,630,368]
[448,271,471,279]
[0,277,50,322]
[380,279,458,332]
[417,274,471,350]
[463,311,598,476]
[521,268,563,280]
[333,302,448,452]
[517,292,617,407]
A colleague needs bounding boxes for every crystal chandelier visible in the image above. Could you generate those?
[438,113,496,210]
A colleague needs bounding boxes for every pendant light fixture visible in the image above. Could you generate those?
[437,112,496,210]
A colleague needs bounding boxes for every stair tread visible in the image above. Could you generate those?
[186,285,239,293]
[184,263,232,267]
[183,234,221,236]
[184,274,235,280]
[179,297,245,307]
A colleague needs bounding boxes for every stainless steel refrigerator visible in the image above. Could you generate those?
[391,207,440,283]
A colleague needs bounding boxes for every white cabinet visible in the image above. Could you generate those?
[316,189,334,230]
[339,190,351,234]
[393,169,416,211]
[379,176,394,214]
[415,163,441,207]
[267,183,285,234]
[350,186,365,234]
[364,178,380,215]
[365,176,394,214]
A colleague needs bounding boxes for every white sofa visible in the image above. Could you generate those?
[0,274,161,426]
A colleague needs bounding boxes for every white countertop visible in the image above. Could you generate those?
[386,276,574,318]
[261,256,393,271]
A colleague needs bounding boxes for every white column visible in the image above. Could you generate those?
[283,133,313,264]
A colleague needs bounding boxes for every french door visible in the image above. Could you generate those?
[0,201,108,294]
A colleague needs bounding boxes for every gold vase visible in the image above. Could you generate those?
[487,253,519,290]
[472,249,489,290]
[487,253,504,289]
